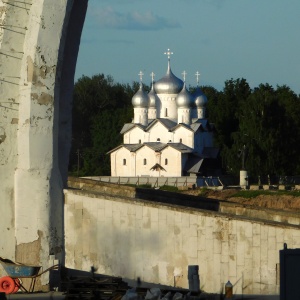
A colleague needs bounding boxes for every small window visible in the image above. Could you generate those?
[165,108,168,117]
[165,158,168,165]
[180,138,182,143]
[123,159,126,165]
[139,139,141,144]
[143,159,147,165]
[157,138,160,142]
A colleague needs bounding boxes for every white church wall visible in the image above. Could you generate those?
[181,154,189,173]
[148,122,170,143]
[201,132,214,148]
[177,108,191,125]
[173,127,194,148]
[161,147,182,176]
[123,127,145,144]
[194,133,203,154]
[110,147,134,177]
[193,131,214,154]
[135,146,157,176]
[156,95,178,119]
[133,107,148,126]
[197,108,206,119]
[64,188,299,295]
[148,108,157,120]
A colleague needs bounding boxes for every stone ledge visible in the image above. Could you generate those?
[249,185,262,190]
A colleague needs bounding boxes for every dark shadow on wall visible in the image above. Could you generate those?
[135,188,220,212]
[56,0,88,188]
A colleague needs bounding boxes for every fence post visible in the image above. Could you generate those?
[218,177,224,186]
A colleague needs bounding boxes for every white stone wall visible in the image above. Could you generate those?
[156,95,178,119]
[64,189,300,295]
[0,0,88,288]
[177,108,191,125]
[110,147,133,177]
[148,107,157,120]
[148,122,172,143]
[0,0,28,263]
[194,131,214,154]
[197,107,206,119]
[111,145,184,177]
[173,126,194,148]
[124,127,145,144]
[202,132,213,148]
[161,147,183,177]
[133,107,148,126]
[135,146,159,176]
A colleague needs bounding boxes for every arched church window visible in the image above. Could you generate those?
[139,139,141,144]
[143,158,147,165]
[123,159,126,165]
[165,108,168,117]
[157,138,160,142]
[180,138,182,143]
[165,158,168,165]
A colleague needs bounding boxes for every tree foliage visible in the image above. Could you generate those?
[70,74,300,179]
[206,81,300,179]
[69,74,136,176]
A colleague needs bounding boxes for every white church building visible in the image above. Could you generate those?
[108,50,219,177]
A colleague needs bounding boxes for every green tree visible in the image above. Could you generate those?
[70,74,136,176]
[227,84,300,178]
[206,78,251,172]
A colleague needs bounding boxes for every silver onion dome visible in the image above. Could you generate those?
[132,84,149,108]
[176,83,193,108]
[194,87,208,107]
[148,84,159,108]
[154,64,183,94]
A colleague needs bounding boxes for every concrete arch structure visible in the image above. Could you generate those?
[0,0,88,289]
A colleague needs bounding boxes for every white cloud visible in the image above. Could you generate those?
[91,7,181,31]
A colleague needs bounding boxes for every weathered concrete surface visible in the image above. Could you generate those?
[0,0,87,289]
[64,179,300,295]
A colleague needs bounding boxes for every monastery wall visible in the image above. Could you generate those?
[64,178,300,295]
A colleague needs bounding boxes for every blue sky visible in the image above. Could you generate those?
[75,0,300,94]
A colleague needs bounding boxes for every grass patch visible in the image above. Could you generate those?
[138,184,152,189]
[197,188,210,197]
[125,183,152,189]
[230,190,300,198]
[159,185,179,192]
